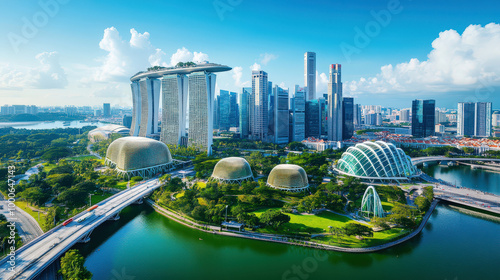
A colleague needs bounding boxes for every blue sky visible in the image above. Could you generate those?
[1,0,499,108]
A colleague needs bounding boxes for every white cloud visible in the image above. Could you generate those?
[30,51,68,89]
[316,71,329,94]
[193,52,209,63]
[170,47,209,66]
[250,63,261,71]
[231,66,250,88]
[347,23,500,96]
[0,51,67,90]
[260,53,278,65]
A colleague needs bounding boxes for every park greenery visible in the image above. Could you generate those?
[0,112,84,122]
[0,214,23,257]
[59,249,92,280]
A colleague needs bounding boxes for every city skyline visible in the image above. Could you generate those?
[1,1,500,108]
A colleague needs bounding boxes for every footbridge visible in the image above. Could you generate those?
[0,179,161,280]
[411,156,500,165]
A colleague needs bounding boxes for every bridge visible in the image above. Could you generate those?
[411,156,500,165]
[0,179,161,280]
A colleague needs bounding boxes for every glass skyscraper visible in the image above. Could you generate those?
[239,87,251,138]
[188,72,216,154]
[458,102,492,137]
[411,99,435,138]
[291,85,306,142]
[342,97,354,140]
[250,71,269,142]
[218,90,231,131]
[328,64,343,141]
[304,52,316,100]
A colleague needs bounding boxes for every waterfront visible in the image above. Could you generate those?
[422,164,500,196]
[75,166,500,280]
[0,120,108,130]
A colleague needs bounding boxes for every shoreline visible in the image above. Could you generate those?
[146,198,439,253]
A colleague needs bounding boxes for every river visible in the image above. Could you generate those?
[75,165,500,280]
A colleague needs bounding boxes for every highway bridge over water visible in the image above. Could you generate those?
[411,156,500,165]
[0,179,161,280]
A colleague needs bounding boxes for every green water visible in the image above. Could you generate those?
[76,166,500,280]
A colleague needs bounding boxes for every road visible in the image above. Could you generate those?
[411,156,500,165]
[0,195,43,244]
[0,179,160,280]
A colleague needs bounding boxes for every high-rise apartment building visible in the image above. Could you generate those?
[239,87,251,138]
[458,102,492,137]
[327,64,343,141]
[250,71,269,142]
[411,99,435,138]
[304,52,316,100]
[342,97,354,140]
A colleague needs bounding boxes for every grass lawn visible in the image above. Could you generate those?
[115,181,129,189]
[42,162,58,172]
[253,208,359,234]
[194,182,207,189]
[64,155,98,161]
[176,191,185,198]
[252,207,408,248]
[91,193,114,205]
[15,201,47,225]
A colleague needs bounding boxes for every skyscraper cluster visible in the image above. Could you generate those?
[457,102,492,137]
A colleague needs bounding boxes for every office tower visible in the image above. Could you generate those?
[130,78,160,137]
[411,99,435,138]
[123,115,132,128]
[327,64,343,141]
[250,71,269,142]
[94,109,102,117]
[304,52,316,100]
[342,97,354,140]
[1,105,10,115]
[268,84,275,139]
[65,106,77,116]
[306,99,321,138]
[271,85,290,144]
[103,103,111,117]
[161,74,188,145]
[218,90,231,131]
[229,92,239,128]
[26,105,38,115]
[320,98,327,138]
[291,85,306,142]
[353,104,362,126]
[188,72,216,154]
[492,111,500,128]
[239,87,251,138]
[213,95,219,130]
[399,109,410,122]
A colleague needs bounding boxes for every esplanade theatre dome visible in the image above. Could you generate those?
[267,164,309,192]
[105,137,173,178]
[210,157,253,183]
[335,141,418,181]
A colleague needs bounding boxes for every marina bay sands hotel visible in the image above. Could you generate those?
[129,63,231,155]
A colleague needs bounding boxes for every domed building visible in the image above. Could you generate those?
[335,141,418,182]
[210,157,253,184]
[105,137,173,178]
[267,164,309,192]
[88,124,130,143]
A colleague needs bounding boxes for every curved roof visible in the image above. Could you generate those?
[88,124,130,141]
[105,137,172,171]
[335,141,417,179]
[267,164,308,190]
[211,157,253,180]
[131,63,231,81]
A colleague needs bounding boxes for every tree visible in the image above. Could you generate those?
[259,209,290,229]
[329,226,345,242]
[414,196,431,212]
[59,249,92,280]
[343,223,373,237]
[422,186,434,201]
[19,187,47,206]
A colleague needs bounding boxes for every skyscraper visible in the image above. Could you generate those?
[103,103,111,117]
[306,99,321,138]
[229,92,239,128]
[188,72,216,154]
[161,74,188,145]
[250,71,269,142]
[130,78,161,137]
[304,52,316,100]
[353,103,362,127]
[458,102,492,137]
[272,85,290,144]
[218,90,230,131]
[291,85,306,142]
[239,87,251,138]
[342,97,354,140]
[327,64,343,141]
[411,99,435,138]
